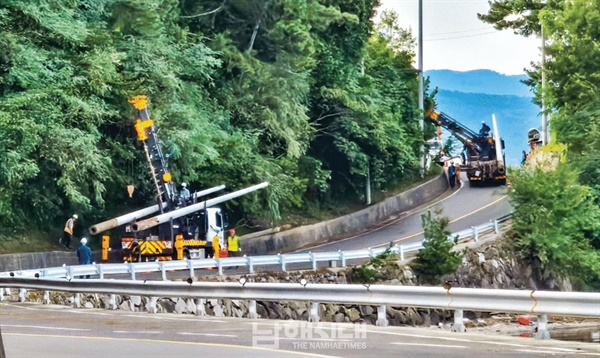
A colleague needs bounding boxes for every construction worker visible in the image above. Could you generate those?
[212,234,220,259]
[227,228,241,257]
[179,182,191,205]
[77,237,93,278]
[479,121,491,138]
[448,162,457,189]
[61,214,78,249]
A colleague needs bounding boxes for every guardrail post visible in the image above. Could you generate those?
[452,310,466,333]
[471,226,478,242]
[98,264,104,280]
[128,262,136,280]
[340,251,347,267]
[310,253,317,271]
[493,219,499,234]
[18,288,26,302]
[248,300,259,319]
[188,259,195,278]
[369,248,376,258]
[74,293,81,308]
[535,314,550,339]
[309,302,320,322]
[108,294,116,310]
[376,305,388,327]
[217,259,224,276]
[0,288,4,302]
[195,298,206,316]
[279,254,286,272]
[43,290,50,305]
[160,262,167,281]
[400,245,405,261]
[247,257,254,274]
[148,296,157,314]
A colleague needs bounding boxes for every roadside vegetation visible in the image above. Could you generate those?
[0,0,598,290]
[0,1,435,250]
[410,211,462,284]
[481,0,600,289]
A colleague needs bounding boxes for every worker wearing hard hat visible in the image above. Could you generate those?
[77,237,93,278]
[227,228,241,257]
[61,214,78,249]
[179,182,191,206]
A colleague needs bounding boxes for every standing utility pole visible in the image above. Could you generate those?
[541,25,548,146]
[418,0,425,177]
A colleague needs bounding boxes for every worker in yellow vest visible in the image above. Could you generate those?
[227,228,241,257]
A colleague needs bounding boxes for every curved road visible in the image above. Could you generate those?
[307,173,511,252]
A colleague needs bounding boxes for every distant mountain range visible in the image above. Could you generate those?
[425,69,541,166]
[426,69,532,97]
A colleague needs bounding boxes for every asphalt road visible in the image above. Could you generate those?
[305,174,511,253]
[2,302,598,358]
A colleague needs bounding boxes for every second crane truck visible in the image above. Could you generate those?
[426,109,506,186]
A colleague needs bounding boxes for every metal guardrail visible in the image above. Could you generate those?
[0,214,512,280]
[0,277,598,319]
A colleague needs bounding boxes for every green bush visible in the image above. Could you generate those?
[411,211,462,284]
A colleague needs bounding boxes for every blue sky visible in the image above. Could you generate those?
[379,0,541,75]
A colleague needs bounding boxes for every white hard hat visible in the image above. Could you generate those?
[80,237,87,244]
[181,182,187,187]
[73,214,78,219]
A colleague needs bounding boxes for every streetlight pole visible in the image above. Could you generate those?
[418,0,425,177]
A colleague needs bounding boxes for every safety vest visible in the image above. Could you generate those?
[212,235,220,258]
[64,218,75,235]
[228,235,240,251]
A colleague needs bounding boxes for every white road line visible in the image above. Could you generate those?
[368,329,590,352]
[391,342,467,349]
[178,332,238,338]
[366,330,529,348]
[2,324,90,331]
[121,314,226,323]
[113,330,163,334]
[514,349,574,354]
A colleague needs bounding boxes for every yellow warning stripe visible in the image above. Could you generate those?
[139,241,167,255]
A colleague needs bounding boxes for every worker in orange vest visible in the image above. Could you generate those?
[61,214,78,249]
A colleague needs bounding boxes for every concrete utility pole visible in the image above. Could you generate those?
[418,0,425,177]
[541,25,548,146]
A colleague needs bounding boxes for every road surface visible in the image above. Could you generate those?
[307,174,511,252]
[2,302,598,358]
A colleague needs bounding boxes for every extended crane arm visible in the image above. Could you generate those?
[425,109,485,152]
[129,95,177,210]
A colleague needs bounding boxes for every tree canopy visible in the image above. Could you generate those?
[0,1,425,238]
[480,0,600,289]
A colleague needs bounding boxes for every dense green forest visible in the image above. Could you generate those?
[0,1,431,240]
[1,0,598,288]
[480,0,600,289]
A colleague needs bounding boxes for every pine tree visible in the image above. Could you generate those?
[411,211,462,284]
